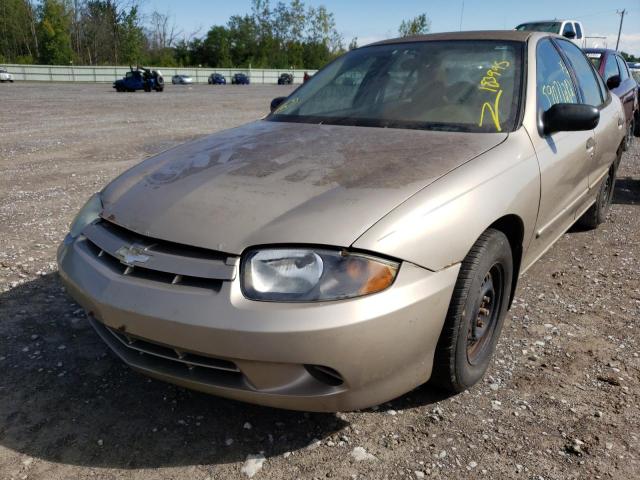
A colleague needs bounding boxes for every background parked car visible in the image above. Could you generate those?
[585,48,639,148]
[515,20,584,46]
[278,73,293,85]
[231,73,250,85]
[172,74,193,85]
[114,66,164,92]
[631,66,640,136]
[0,67,14,82]
[208,73,226,85]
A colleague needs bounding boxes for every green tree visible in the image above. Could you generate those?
[117,5,144,65]
[202,25,232,67]
[398,13,431,37]
[0,0,39,63]
[38,0,73,64]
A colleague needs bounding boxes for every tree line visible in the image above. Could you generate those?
[0,0,347,68]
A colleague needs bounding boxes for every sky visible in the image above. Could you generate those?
[145,0,640,55]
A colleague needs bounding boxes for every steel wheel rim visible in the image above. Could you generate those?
[466,264,504,365]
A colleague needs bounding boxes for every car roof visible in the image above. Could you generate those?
[517,19,578,24]
[370,30,534,47]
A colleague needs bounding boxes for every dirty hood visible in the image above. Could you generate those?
[102,120,506,254]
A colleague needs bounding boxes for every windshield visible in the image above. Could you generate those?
[516,22,561,33]
[269,40,523,133]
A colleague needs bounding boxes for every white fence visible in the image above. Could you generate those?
[2,64,318,84]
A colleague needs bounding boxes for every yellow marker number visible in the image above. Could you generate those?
[477,60,510,132]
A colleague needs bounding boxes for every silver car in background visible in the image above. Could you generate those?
[58,31,626,411]
[0,67,14,82]
[172,74,193,85]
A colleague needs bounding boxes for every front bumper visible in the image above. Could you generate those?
[57,236,458,411]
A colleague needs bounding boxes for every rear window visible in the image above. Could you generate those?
[516,22,561,33]
[586,52,603,70]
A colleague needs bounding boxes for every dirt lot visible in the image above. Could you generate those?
[0,83,639,480]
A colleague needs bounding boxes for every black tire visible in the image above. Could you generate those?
[577,164,615,229]
[431,229,513,393]
[634,113,640,137]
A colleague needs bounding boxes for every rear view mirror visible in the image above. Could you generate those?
[542,103,599,135]
[606,74,621,90]
[270,96,287,113]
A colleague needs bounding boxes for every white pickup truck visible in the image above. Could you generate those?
[515,20,585,46]
[0,67,14,82]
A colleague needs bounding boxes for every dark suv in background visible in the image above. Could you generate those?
[208,73,226,85]
[278,73,294,85]
[231,73,250,85]
[585,48,639,148]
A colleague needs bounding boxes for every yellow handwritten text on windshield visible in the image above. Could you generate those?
[478,60,510,131]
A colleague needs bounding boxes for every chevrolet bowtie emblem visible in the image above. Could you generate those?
[115,245,151,266]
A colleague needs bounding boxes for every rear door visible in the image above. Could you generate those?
[615,55,636,124]
[555,39,622,193]
[527,38,591,253]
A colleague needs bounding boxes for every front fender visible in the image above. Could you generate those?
[352,128,540,271]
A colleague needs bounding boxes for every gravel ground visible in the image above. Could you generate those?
[0,83,639,480]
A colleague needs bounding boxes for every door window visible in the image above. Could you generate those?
[604,54,620,81]
[616,56,630,81]
[556,40,604,106]
[562,22,576,38]
[574,23,583,40]
[536,39,578,113]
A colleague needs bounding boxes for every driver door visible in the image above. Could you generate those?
[526,39,593,261]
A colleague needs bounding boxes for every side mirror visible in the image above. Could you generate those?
[563,30,576,39]
[542,103,599,135]
[270,96,287,113]
[606,74,621,90]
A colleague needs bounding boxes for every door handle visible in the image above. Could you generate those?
[586,137,596,152]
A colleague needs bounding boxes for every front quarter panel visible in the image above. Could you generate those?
[353,129,540,271]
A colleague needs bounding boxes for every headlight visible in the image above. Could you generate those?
[241,248,399,302]
[68,192,103,239]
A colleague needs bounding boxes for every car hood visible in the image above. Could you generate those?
[101,120,506,254]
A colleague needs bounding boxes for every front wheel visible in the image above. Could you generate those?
[431,229,513,393]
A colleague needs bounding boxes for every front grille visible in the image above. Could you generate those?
[79,219,238,291]
[107,326,240,373]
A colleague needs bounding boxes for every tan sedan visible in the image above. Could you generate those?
[57,31,626,411]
